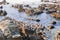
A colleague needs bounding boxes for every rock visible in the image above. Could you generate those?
[7,3,9,4]
[29,35,37,40]
[40,4,46,9]
[33,8,43,15]
[51,21,56,25]
[0,37,3,40]
[12,4,23,12]
[43,0,49,2]
[18,5,23,12]
[0,6,3,9]
[0,10,7,16]
[0,10,3,13]
[48,25,55,30]
[24,8,34,16]
[56,7,60,11]
[38,5,45,10]
[34,11,43,15]
[7,37,22,40]
[50,12,60,19]
[0,17,21,38]
[55,32,60,40]
[47,9,56,14]
[36,19,40,22]
[24,5,30,7]
[3,11,7,16]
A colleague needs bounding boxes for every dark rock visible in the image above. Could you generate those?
[38,32,43,35]
[34,11,43,15]
[51,21,56,25]
[0,10,7,16]
[24,5,30,7]
[0,6,3,9]
[48,25,55,29]
[3,11,7,16]
[0,10,3,13]
[7,3,9,4]
[36,19,40,22]
[58,33,60,35]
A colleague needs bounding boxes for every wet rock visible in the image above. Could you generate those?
[33,8,43,15]
[24,5,30,7]
[0,10,7,16]
[50,12,60,19]
[38,5,45,10]
[24,8,34,16]
[48,25,55,30]
[51,21,56,25]
[0,6,3,9]
[18,5,23,12]
[46,4,56,9]
[34,11,43,15]
[58,33,60,35]
[55,32,60,40]
[56,7,60,11]
[0,17,21,38]
[25,29,35,35]
[29,35,36,40]
[10,37,22,40]
[12,4,18,8]
[37,32,47,40]
[12,4,23,12]
[7,3,9,4]
[0,37,3,40]
[0,10,3,13]
[40,4,46,9]
[47,9,56,14]
[36,19,40,22]
[38,32,43,35]
[3,11,7,16]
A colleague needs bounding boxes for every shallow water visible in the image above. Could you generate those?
[0,4,60,40]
